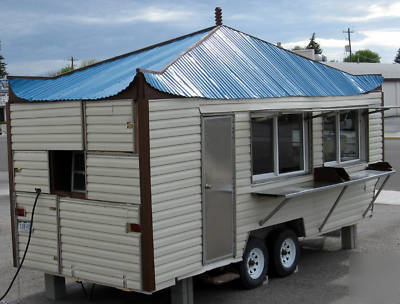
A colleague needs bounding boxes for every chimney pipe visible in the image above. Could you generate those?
[215,7,222,26]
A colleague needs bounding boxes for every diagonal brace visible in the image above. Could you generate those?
[319,186,348,232]
[259,198,290,226]
[362,175,391,218]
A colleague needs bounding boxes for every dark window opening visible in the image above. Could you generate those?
[50,151,86,198]
[0,107,5,122]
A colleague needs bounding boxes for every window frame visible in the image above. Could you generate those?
[251,112,310,184]
[323,109,367,166]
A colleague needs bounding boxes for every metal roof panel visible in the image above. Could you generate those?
[9,29,212,101]
[144,26,383,99]
[9,26,383,101]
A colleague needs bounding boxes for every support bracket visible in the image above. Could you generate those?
[259,198,290,226]
[362,175,391,218]
[319,186,348,232]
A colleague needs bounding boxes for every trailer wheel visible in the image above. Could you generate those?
[271,229,300,277]
[239,238,268,289]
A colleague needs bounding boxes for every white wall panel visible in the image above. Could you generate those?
[86,153,140,204]
[86,100,134,152]
[10,102,83,150]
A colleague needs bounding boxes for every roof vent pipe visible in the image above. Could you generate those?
[215,7,222,26]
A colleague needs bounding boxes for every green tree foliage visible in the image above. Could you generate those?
[344,49,381,63]
[80,59,98,67]
[306,33,322,55]
[0,41,7,78]
[49,59,98,76]
[292,45,305,51]
[394,48,400,64]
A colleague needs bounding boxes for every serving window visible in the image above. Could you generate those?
[251,113,309,183]
[323,110,367,165]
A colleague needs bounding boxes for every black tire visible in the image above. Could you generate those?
[239,238,268,289]
[271,229,300,277]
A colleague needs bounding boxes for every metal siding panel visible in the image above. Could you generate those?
[10,102,83,150]
[86,100,134,152]
[59,198,142,290]
[150,101,203,289]
[86,154,140,204]
[13,151,50,193]
[16,193,58,273]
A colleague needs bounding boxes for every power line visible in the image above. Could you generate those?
[343,28,354,61]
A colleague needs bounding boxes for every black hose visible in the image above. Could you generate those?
[0,188,41,302]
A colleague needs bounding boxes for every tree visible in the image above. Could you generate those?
[306,33,322,55]
[48,59,98,76]
[292,45,305,51]
[395,48,400,64]
[344,49,380,63]
[0,41,7,78]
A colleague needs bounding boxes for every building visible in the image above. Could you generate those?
[0,78,8,123]
[326,62,400,116]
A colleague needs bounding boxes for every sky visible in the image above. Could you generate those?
[1,0,399,76]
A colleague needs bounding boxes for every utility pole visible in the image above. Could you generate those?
[70,56,75,70]
[343,28,354,61]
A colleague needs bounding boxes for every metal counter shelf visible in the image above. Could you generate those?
[252,169,395,229]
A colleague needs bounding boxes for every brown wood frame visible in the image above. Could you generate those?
[135,71,156,292]
[381,90,385,161]
[6,102,17,267]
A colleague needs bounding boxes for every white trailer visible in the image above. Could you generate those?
[5,11,394,303]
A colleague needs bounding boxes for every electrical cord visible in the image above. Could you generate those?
[0,188,41,302]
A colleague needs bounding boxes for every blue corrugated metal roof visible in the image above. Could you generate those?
[9,29,212,101]
[144,26,383,98]
[9,25,383,101]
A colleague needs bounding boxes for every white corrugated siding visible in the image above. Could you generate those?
[85,100,134,152]
[149,94,382,277]
[369,112,383,162]
[10,102,83,150]
[233,94,383,258]
[86,153,140,204]
[16,193,59,273]
[59,198,142,290]
[13,151,50,193]
[149,99,203,289]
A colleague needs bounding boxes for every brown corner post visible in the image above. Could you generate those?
[6,102,17,267]
[381,89,385,161]
[135,70,156,292]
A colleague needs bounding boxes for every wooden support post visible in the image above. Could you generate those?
[341,225,357,249]
[44,274,66,300]
[170,278,193,304]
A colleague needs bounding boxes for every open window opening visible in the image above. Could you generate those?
[49,151,86,198]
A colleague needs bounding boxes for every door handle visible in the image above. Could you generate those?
[205,184,213,189]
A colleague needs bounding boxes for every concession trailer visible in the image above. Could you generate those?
[5,9,394,302]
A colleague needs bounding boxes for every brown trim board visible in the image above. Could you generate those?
[135,71,156,292]
[6,102,17,267]
[381,90,385,161]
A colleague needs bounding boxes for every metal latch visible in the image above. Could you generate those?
[205,184,213,189]
[126,121,135,129]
